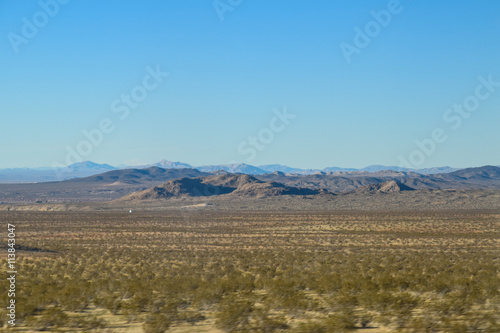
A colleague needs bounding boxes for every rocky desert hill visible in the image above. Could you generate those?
[256,166,500,192]
[0,167,209,203]
[1,166,500,204]
[119,174,325,201]
[355,180,415,194]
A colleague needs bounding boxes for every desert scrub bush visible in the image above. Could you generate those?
[25,307,69,331]
[388,292,420,328]
[8,210,500,331]
[69,315,108,330]
[130,291,154,313]
[267,277,311,314]
[440,308,500,333]
[216,293,255,332]
[250,306,289,333]
[177,310,206,325]
[103,293,123,315]
[402,313,441,333]
[293,315,355,333]
[58,279,92,311]
[323,311,357,332]
[0,309,6,328]
[142,312,172,333]
[292,320,328,333]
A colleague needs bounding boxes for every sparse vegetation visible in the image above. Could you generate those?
[0,209,498,332]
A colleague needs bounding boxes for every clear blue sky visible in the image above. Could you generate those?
[1,0,499,169]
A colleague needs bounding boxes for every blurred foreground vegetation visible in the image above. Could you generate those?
[1,210,499,332]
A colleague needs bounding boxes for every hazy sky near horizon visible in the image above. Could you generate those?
[1,0,499,169]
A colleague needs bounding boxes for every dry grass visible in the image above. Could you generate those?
[0,209,498,332]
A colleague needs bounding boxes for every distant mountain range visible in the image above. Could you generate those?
[258,165,500,193]
[68,166,207,185]
[96,165,500,202]
[1,165,499,204]
[0,161,116,183]
[0,159,478,183]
